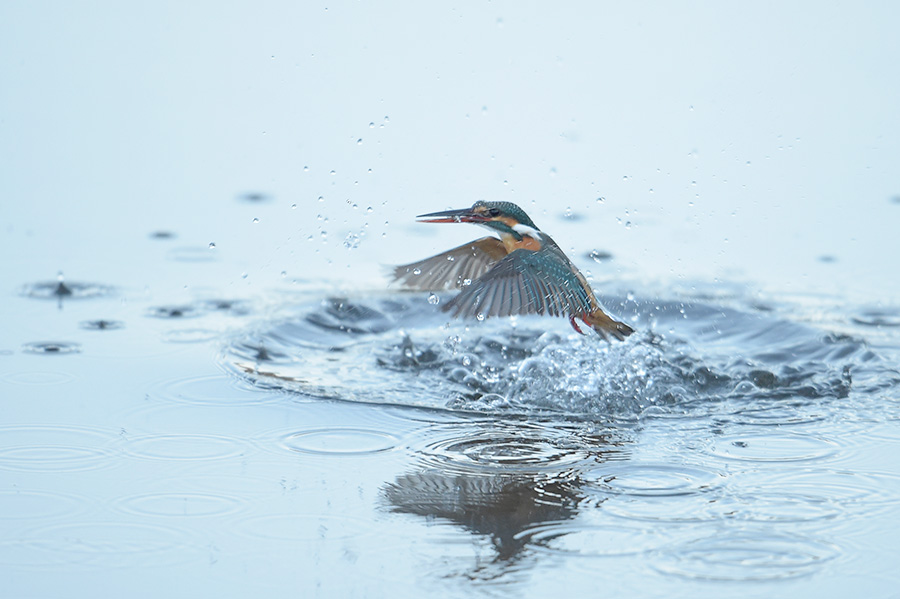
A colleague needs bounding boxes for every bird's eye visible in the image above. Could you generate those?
[486,208,501,217]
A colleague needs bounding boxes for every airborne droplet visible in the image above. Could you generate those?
[427,293,440,305]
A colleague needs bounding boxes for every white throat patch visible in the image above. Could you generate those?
[512,223,542,239]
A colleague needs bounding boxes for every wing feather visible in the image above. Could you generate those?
[444,249,593,320]
[391,237,508,291]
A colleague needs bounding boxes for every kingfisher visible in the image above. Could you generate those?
[392,201,634,341]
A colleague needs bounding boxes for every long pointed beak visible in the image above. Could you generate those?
[416,207,486,224]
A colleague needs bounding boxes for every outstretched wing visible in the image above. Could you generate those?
[391,237,508,291]
[443,249,594,319]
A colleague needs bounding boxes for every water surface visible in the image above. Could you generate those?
[2,2,900,597]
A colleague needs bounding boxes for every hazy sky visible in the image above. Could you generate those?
[2,2,899,301]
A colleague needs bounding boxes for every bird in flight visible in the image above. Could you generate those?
[392,201,634,341]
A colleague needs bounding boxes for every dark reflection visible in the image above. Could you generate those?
[382,421,631,581]
[386,471,580,566]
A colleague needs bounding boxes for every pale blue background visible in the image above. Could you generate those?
[3,2,898,302]
[2,3,900,598]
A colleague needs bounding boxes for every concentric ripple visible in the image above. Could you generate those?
[581,462,725,497]
[116,492,245,518]
[278,428,400,456]
[8,522,196,568]
[0,490,86,521]
[21,341,82,355]
[2,371,75,385]
[20,279,115,300]
[706,432,839,463]
[516,522,671,557]
[0,425,119,472]
[148,374,282,407]
[409,421,601,474]
[653,531,840,581]
[79,319,125,331]
[124,433,250,462]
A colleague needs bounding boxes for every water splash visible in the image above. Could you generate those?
[220,294,895,419]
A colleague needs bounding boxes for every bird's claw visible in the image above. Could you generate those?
[569,315,586,335]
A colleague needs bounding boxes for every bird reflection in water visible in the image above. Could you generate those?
[382,423,631,581]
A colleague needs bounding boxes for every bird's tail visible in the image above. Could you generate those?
[580,308,634,341]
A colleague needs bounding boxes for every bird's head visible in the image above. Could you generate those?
[416,201,540,240]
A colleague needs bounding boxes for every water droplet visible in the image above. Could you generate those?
[475,313,485,322]
[241,272,248,279]
[208,242,216,249]
[412,268,422,276]
[427,293,440,305]
[462,278,472,286]
[384,116,390,123]
[329,170,336,176]
[366,206,373,213]
[596,197,605,204]
[281,271,287,278]
[356,138,363,145]
[318,196,324,202]
[343,232,361,249]
[291,203,297,209]
[368,122,375,128]
[252,217,259,224]
[303,165,309,172]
